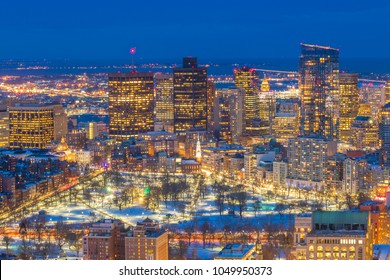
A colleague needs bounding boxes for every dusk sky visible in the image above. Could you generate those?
[1,0,390,61]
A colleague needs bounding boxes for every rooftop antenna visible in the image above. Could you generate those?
[130,47,136,69]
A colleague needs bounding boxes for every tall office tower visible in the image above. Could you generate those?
[124,218,168,260]
[287,136,337,182]
[259,75,275,134]
[0,105,9,148]
[207,80,217,134]
[218,96,233,144]
[234,67,260,135]
[88,122,99,140]
[299,43,339,138]
[108,71,154,141]
[385,80,390,104]
[173,57,207,134]
[216,88,245,143]
[380,103,390,166]
[339,73,359,142]
[154,73,174,133]
[83,219,126,260]
[8,103,67,149]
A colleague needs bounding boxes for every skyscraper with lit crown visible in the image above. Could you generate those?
[299,43,339,138]
[234,67,260,135]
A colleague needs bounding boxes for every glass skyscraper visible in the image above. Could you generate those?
[173,57,208,134]
[108,71,154,141]
[299,43,339,138]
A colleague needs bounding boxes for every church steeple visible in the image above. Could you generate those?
[195,133,202,161]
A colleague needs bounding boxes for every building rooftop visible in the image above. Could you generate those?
[215,244,255,259]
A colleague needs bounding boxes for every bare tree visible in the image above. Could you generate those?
[200,220,210,249]
[184,223,195,246]
[54,217,70,253]
[253,199,262,217]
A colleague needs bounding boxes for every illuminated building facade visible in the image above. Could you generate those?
[173,57,207,134]
[293,214,312,260]
[137,131,178,157]
[342,157,367,194]
[287,136,337,182]
[9,104,67,149]
[155,73,174,133]
[339,73,359,142]
[218,96,233,144]
[216,88,245,143]
[259,75,275,133]
[88,122,98,140]
[385,80,390,104]
[305,211,372,260]
[207,80,217,133]
[0,106,9,148]
[234,67,260,135]
[108,71,154,141]
[299,44,339,138]
[350,116,379,150]
[83,219,126,260]
[271,113,299,145]
[380,103,390,167]
[124,218,168,260]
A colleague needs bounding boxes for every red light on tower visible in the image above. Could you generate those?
[130,47,136,69]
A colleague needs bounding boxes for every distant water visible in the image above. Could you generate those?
[74,114,109,124]
[0,58,389,76]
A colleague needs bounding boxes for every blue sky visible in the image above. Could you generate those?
[1,0,390,61]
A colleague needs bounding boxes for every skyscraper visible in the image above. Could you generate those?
[259,75,275,134]
[0,105,9,148]
[380,103,390,167]
[385,80,390,104]
[299,43,339,138]
[234,67,260,135]
[154,73,174,133]
[287,136,337,183]
[173,57,207,134]
[339,73,359,142]
[8,103,67,149]
[108,71,154,141]
[207,80,217,134]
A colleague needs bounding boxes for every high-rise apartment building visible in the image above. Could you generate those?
[173,57,207,134]
[234,67,260,135]
[8,103,67,149]
[82,219,126,260]
[155,73,174,133]
[124,218,168,260]
[299,43,339,138]
[339,73,359,142]
[108,71,154,141]
[287,136,337,182]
